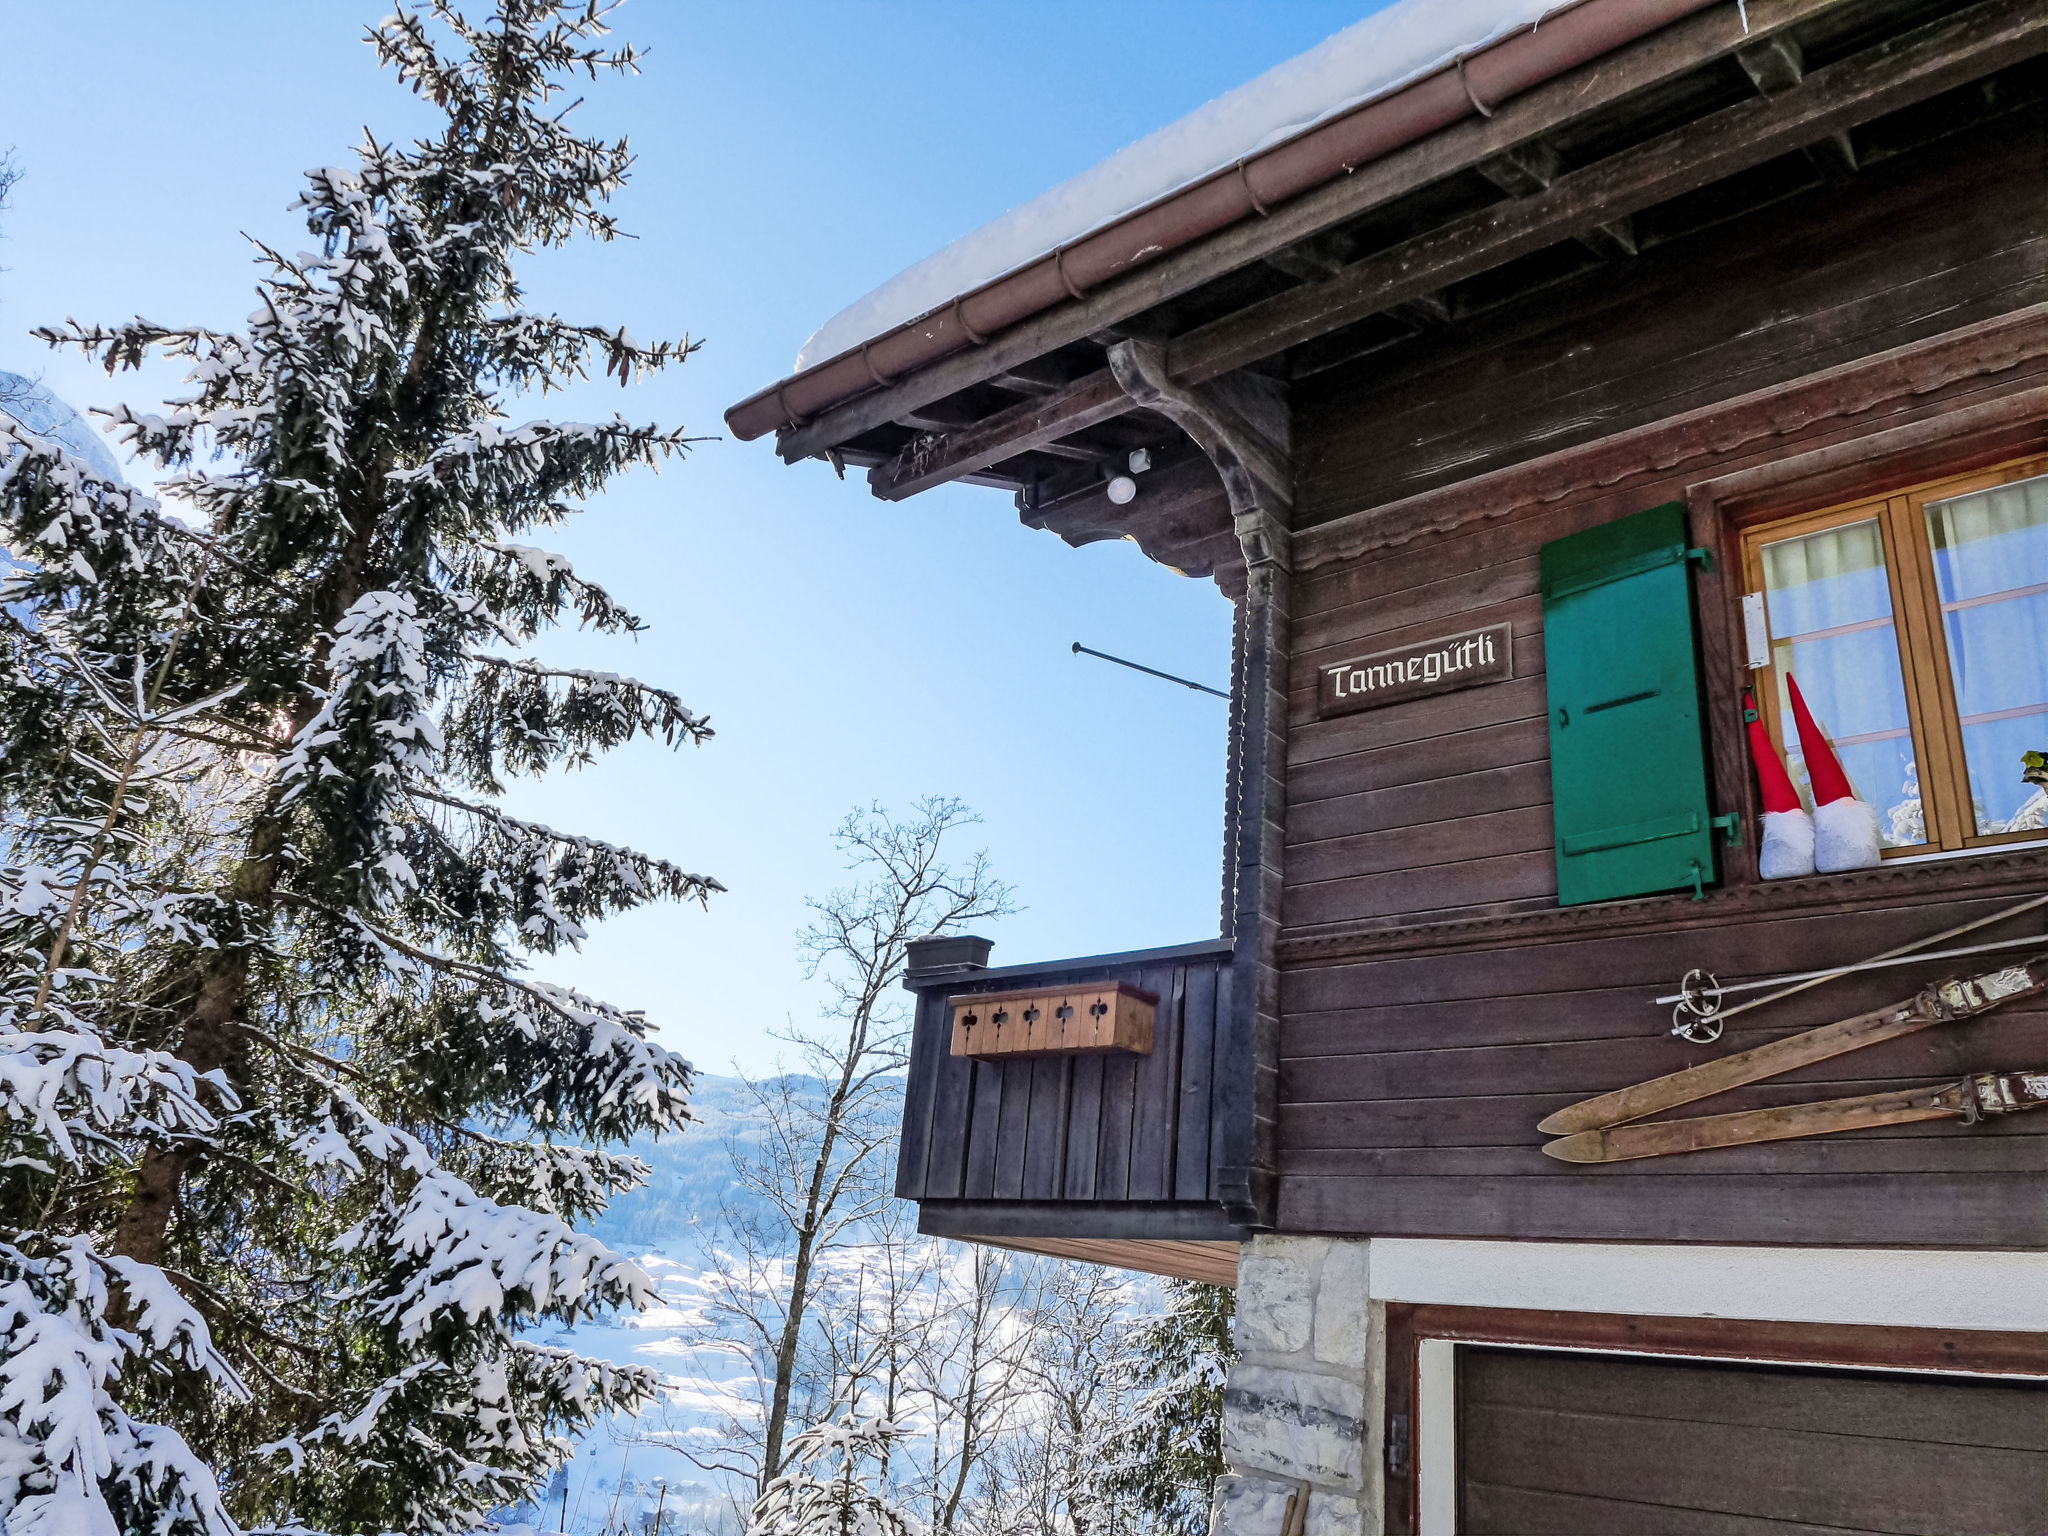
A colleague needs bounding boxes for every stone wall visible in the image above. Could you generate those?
[1210,1236,1380,1536]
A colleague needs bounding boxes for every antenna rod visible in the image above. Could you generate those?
[1072,641,1227,698]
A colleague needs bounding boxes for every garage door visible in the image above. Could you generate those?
[1458,1346,2048,1535]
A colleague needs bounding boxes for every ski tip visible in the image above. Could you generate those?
[1542,1133,1604,1163]
[1537,1106,1600,1136]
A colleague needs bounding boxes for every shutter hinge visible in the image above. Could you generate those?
[1688,860,1707,901]
[1685,546,1715,570]
[1386,1412,1410,1475]
[1711,812,1743,847]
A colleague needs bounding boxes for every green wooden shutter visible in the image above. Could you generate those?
[1540,502,1717,906]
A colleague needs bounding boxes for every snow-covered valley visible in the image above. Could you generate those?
[496,1070,1164,1536]
[501,1074,810,1534]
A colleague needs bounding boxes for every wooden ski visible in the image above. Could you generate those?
[1537,955,2048,1138]
[1544,1067,2048,1163]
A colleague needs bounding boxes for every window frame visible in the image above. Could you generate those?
[1738,452,2048,859]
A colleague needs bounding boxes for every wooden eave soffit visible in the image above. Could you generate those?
[1016,451,1249,601]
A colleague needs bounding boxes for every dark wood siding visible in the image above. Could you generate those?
[1457,1347,2048,1536]
[1273,98,2048,1245]
[1278,881,2048,1243]
[1292,99,2047,530]
[897,943,1243,1238]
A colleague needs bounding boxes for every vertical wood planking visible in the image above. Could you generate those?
[962,1058,1004,1200]
[1176,959,1222,1201]
[1204,958,1253,1220]
[894,991,944,1199]
[1210,962,1247,1203]
[923,1021,977,1199]
[992,1056,1032,1200]
[1021,1053,1071,1200]
[1064,1050,1107,1199]
[1096,1041,1140,1203]
[1127,964,1186,1201]
[911,950,1233,1214]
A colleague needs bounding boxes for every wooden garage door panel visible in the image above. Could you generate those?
[1461,1483,1915,1536]
[1459,1349,2048,1536]
[1467,1348,2048,1451]
[1461,1403,2040,1534]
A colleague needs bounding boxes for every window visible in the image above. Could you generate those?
[1742,456,2048,856]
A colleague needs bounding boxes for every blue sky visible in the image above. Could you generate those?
[0,1,1371,1074]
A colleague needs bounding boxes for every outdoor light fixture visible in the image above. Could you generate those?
[1106,473,1138,504]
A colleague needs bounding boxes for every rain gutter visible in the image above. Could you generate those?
[725,0,1726,444]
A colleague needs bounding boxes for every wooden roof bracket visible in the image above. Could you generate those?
[1108,337,1291,1229]
[1106,339,1292,572]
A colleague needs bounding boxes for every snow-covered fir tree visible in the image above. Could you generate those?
[0,3,716,1530]
[1097,1280,1235,1536]
[745,1418,919,1536]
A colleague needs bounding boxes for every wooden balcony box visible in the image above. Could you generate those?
[948,981,1157,1060]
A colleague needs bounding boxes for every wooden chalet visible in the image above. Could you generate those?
[732,0,2048,1529]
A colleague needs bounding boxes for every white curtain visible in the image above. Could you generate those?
[1761,518,1920,845]
[1926,474,2048,833]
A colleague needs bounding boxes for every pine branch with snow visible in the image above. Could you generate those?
[445,654,711,792]
[0,2,719,1529]
[0,1238,244,1536]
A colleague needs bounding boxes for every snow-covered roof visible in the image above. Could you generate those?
[795,0,1567,372]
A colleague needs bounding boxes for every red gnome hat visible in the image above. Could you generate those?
[1744,689,1802,814]
[1786,673,1855,805]
[1748,686,1816,879]
[1787,672,1882,872]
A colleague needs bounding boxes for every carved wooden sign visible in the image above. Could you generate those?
[1317,621,1513,718]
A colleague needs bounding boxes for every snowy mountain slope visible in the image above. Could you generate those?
[0,371,124,481]
[584,1072,902,1256]
[504,1072,906,1533]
